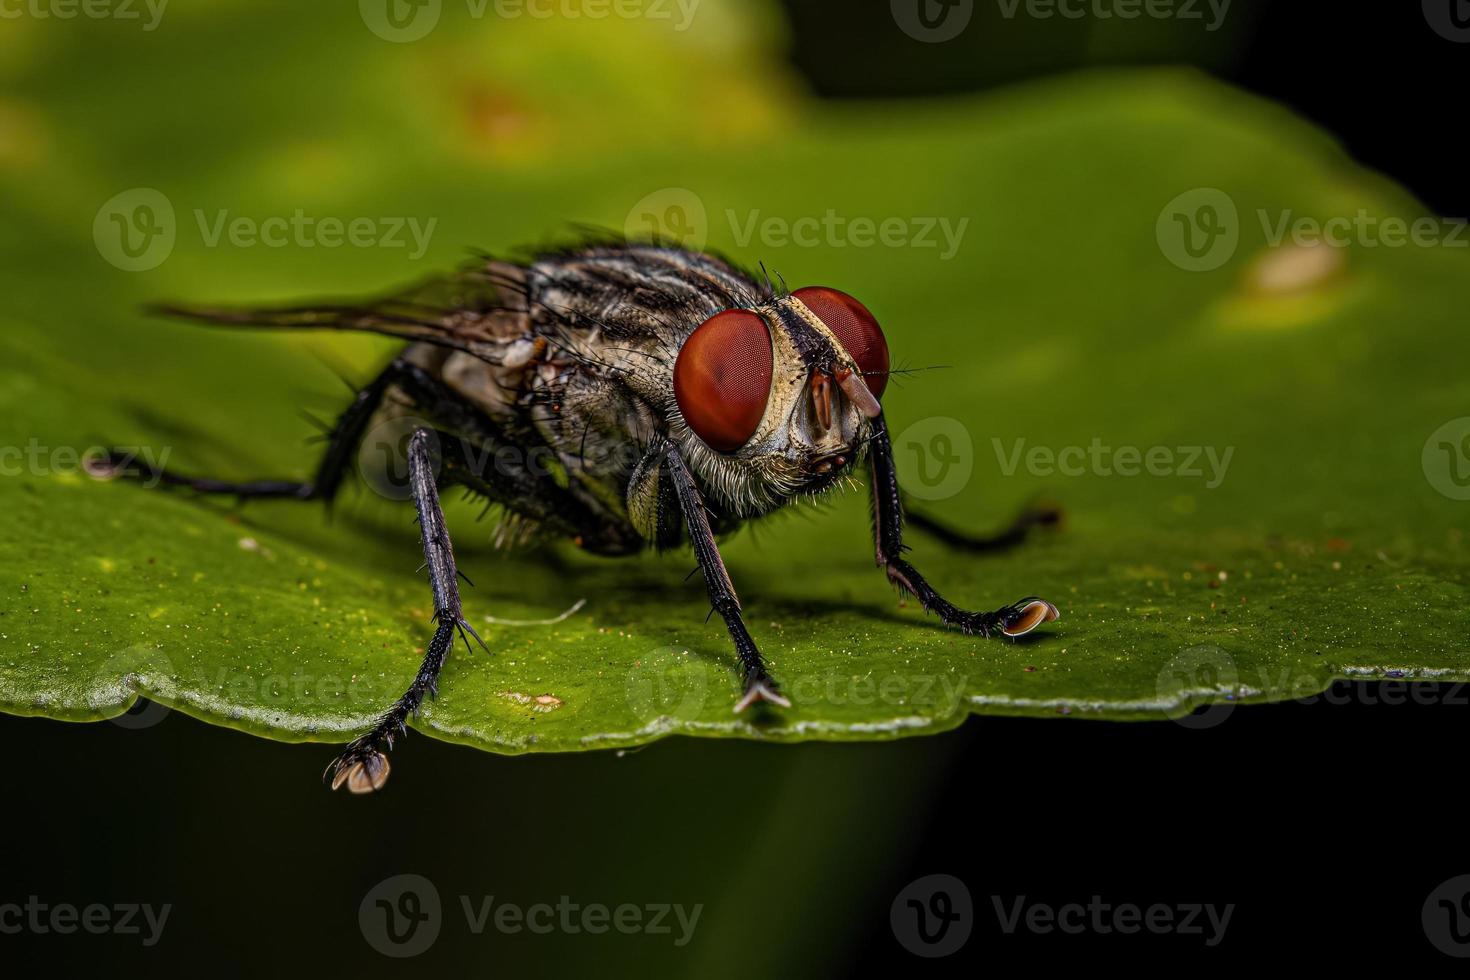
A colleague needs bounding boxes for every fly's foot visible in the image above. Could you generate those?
[325,738,392,794]
[85,450,141,481]
[951,597,1059,638]
[734,669,791,713]
[993,597,1059,637]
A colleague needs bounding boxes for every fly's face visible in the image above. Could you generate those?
[672,286,890,511]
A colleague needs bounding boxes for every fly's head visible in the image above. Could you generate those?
[670,286,890,515]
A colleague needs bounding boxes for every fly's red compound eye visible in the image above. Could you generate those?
[792,286,889,399]
[674,308,774,452]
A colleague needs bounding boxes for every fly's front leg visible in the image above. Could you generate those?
[325,427,487,793]
[869,414,1059,637]
[663,445,789,712]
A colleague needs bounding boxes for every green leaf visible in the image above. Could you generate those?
[2,4,1467,755]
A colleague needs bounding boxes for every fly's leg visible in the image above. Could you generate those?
[904,501,1061,553]
[96,361,407,503]
[326,427,486,793]
[663,444,789,712]
[869,413,1059,637]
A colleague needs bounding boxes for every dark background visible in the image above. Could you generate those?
[5,683,1464,972]
[5,2,1468,974]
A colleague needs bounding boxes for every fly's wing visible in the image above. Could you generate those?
[150,259,530,362]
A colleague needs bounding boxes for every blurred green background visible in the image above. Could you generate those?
[2,0,1468,973]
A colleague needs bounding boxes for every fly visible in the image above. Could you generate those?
[100,241,1060,792]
